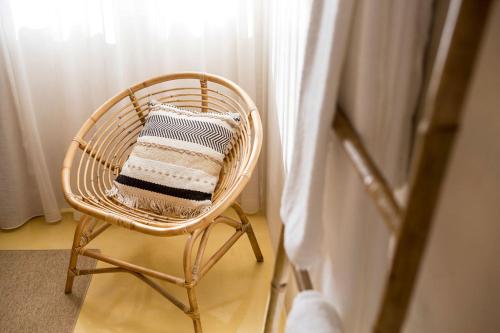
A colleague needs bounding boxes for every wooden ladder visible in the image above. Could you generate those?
[263,1,493,332]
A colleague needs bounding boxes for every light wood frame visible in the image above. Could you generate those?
[61,72,264,332]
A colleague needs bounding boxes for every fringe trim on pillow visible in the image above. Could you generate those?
[106,186,210,218]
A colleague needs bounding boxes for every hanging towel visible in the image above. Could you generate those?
[280,0,356,268]
[286,291,343,333]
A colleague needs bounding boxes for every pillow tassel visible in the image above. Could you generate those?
[107,185,210,218]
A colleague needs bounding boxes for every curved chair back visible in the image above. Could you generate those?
[62,72,262,236]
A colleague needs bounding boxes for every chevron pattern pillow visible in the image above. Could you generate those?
[107,101,241,217]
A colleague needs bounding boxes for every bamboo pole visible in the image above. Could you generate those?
[81,249,186,286]
[64,215,91,293]
[233,202,264,262]
[333,108,402,234]
[264,228,290,333]
[184,232,202,332]
[128,89,145,125]
[75,138,120,172]
[130,272,190,313]
[292,268,313,292]
[200,78,209,112]
[198,230,245,279]
[76,267,127,275]
[86,222,112,243]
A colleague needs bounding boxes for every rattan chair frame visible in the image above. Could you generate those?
[61,72,264,332]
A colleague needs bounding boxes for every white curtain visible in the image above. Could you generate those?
[278,0,432,331]
[0,0,264,229]
[263,0,311,247]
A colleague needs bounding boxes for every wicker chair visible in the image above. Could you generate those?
[61,72,263,332]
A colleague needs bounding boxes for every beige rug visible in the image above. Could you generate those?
[0,250,97,333]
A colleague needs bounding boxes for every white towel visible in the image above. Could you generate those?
[280,0,356,268]
[286,291,343,333]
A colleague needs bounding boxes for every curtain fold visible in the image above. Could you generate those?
[0,3,62,227]
[264,0,312,247]
[0,0,264,229]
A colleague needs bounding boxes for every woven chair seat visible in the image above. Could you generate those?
[62,72,262,236]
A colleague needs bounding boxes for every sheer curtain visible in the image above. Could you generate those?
[264,0,311,246]
[0,0,264,229]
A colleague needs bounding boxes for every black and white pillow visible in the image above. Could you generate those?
[107,101,240,217]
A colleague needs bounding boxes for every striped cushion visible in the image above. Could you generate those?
[107,101,240,217]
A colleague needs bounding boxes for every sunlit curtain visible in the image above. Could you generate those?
[263,0,311,246]
[0,0,264,229]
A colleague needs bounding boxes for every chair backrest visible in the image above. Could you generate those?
[62,72,262,235]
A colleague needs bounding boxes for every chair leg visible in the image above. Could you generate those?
[184,231,203,332]
[65,215,90,294]
[232,203,264,262]
[182,209,263,332]
[187,287,202,333]
[245,223,264,262]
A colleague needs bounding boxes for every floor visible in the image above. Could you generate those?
[0,210,284,333]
